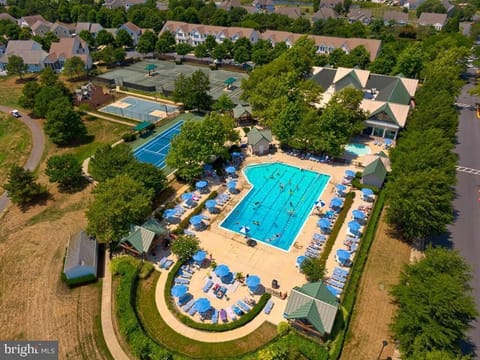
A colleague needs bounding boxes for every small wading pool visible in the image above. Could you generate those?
[220,163,330,251]
[344,143,371,156]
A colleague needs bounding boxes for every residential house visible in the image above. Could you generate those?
[460,22,472,37]
[347,7,372,24]
[319,0,343,8]
[19,15,48,28]
[252,0,275,12]
[75,22,104,37]
[242,5,258,14]
[218,0,242,11]
[312,8,338,22]
[311,67,419,139]
[418,12,448,30]
[160,21,382,61]
[0,13,17,23]
[31,20,53,37]
[50,23,72,38]
[63,231,98,281]
[156,2,169,11]
[103,0,147,10]
[119,22,143,45]
[45,37,92,70]
[383,10,408,26]
[275,7,302,20]
[248,127,272,155]
[283,282,339,337]
[0,40,48,72]
[361,157,387,188]
[120,218,168,256]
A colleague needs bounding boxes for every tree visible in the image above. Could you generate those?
[212,43,227,61]
[136,30,157,54]
[39,66,58,87]
[205,34,217,52]
[172,70,211,110]
[391,247,477,358]
[115,28,133,48]
[124,161,167,196]
[3,165,48,209]
[175,43,193,58]
[113,47,126,63]
[89,143,135,182]
[300,257,325,282]
[44,98,88,146]
[63,56,86,80]
[233,46,250,63]
[416,0,446,17]
[79,29,95,47]
[156,31,176,54]
[18,80,41,109]
[194,43,208,58]
[45,154,83,192]
[212,93,235,113]
[6,55,27,78]
[170,235,199,261]
[96,29,115,46]
[86,175,153,244]
[394,43,424,79]
[33,86,70,118]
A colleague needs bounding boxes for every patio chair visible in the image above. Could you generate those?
[177,293,192,306]
[203,279,213,293]
[313,233,327,242]
[220,309,228,322]
[309,242,323,250]
[264,300,274,315]
[184,229,196,236]
[333,268,348,279]
[211,310,218,324]
[182,299,195,312]
[227,307,237,321]
[177,271,192,279]
[181,265,194,275]
[163,259,174,270]
[335,266,350,276]
[306,246,320,254]
[237,300,250,313]
[328,279,345,289]
[188,306,197,316]
[305,251,318,258]
[332,274,346,283]
[158,257,167,267]
[175,278,190,285]
[232,306,244,316]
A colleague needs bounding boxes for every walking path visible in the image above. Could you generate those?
[86,111,135,127]
[0,106,45,215]
[101,250,130,360]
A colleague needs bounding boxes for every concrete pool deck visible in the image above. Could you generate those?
[153,145,382,339]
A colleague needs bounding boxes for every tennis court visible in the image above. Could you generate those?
[133,120,183,168]
[99,96,179,123]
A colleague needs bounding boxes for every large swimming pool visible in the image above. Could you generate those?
[220,163,330,251]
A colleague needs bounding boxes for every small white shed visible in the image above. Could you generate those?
[63,231,98,280]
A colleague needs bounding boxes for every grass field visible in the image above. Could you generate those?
[0,76,24,108]
[136,272,278,359]
[340,212,411,360]
[0,114,31,195]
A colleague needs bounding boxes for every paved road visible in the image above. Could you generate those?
[447,76,480,355]
[0,106,45,214]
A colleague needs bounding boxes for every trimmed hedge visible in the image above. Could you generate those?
[172,191,218,235]
[329,191,386,359]
[122,132,136,142]
[319,192,355,267]
[112,257,173,360]
[164,259,272,332]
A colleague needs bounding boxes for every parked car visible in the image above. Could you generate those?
[10,110,20,118]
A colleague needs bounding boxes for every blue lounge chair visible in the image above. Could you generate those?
[177,293,192,306]
[332,274,346,283]
[158,257,167,267]
[237,300,250,313]
[177,271,192,279]
[188,306,197,316]
[264,300,274,314]
[182,299,195,312]
[334,267,349,276]
[328,279,345,289]
[211,310,218,324]
[305,251,318,258]
[163,259,174,269]
[326,285,342,298]
[232,306,243,316]
[203,279,213,293]
[175,278,190,285]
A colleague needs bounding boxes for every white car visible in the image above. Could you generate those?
[10,110,21,118]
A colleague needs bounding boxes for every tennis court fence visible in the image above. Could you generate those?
[123,81,157,93]
[103,106,159,123]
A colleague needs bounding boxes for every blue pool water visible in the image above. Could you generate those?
[344,143,371,156]
[220,163,330,251]
[133,121,183,168]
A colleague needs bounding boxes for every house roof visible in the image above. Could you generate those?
[276,7,302,19]
[233,104,252,118]
[362,157,387,180]
[418,12,447,26]
[248,127,272,146]
[64,231,97,272]
[218,0,242,10]
[122,21,141,33]
[156,2,169,10]
[312,7,338,21]
[0,13,17,23]
[31,20,53,33]
[320,0,343,7]
[21,15,47,28]
[242,5,258,13]
[0,40,48,65]
[104,0,147,8]
[47,37,89,64]
[121,226,155,254]
[347,8,372,21]
[284,282,339,335]
[75,22,104,34]
[383,10,408,23]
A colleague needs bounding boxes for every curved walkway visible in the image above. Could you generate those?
[155,265,272,342]
[0,106,45,214]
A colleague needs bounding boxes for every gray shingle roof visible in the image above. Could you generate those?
[247,127,272,146]
[64,231,97,272]
[0,40,48,65]
[418,12,447,26]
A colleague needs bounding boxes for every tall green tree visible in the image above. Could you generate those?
[63,56,86,80]
[44,99,87,146]
[45,154,83,192]
[172,70,211,110]
[86,175,153,244]
[155,30,176,54]
[3,165,48,209]
[170,235,199,261]
[115,28,133,48]
[391,247,477,358]
[212,93,235,113]
[96,29,115,46]
[18,80,41,109]
[6,55,27,78]
[89,143,135,182]
[393,43,424,78]
[33,86,70,118]
[136,30,157,54]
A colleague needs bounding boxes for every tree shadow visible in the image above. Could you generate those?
[19,189,51,212]
[58,177,90,194]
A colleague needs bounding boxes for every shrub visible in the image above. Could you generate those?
[147,123,155,131]
[139,262,154,279]
[122,132,137,142]
[277,321,289,336]
[301,257,325,282]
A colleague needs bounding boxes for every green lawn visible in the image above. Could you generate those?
[136,272,278,359]
[0,76,25,108]
[0,114,31,194]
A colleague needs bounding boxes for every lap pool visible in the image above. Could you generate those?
[220,163,330,251]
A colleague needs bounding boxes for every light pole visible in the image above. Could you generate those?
[376,340,388,360]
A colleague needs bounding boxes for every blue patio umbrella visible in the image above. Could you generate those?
[330,198,343,208]
[196,180,208,189]
[226,166,236,174]
[325,210,336,218]
[336,249,351,265]
[384,139,393,146]
[215,264,230,277]
[296,255,307,266]
[190,215,204,226]
[318,218,332,229]
[193,250,207,263]
[171,284,188,297]
[205,199,217,209]
[232,152,241,157]
[246,275,261,290]
[348,221,361,233]
[227,180,237,189]
[181,192,194,201]
[336,184,347,192]
[164,209,178,218]
[362,188,374,197]
[352,210,365,220]
[194,298,211,313]
[345,169,355,178]
[185,198,196,208]
[239,225,250,234]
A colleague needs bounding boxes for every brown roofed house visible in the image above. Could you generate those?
[312,7,338,22]
[275,7,302,20]
[46,37,92,71]
[418,12,448,30]
[383,10,408,25]
[347,7,372,24]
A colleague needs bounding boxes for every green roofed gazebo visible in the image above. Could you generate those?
[224,77,236,89]
[144,63,157,75]
[119,219,168,256]
[284,282,339,337]
[133,121,151,132]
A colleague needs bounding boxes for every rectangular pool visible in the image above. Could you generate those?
[100,96,179,123]
[220,163,330,251]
